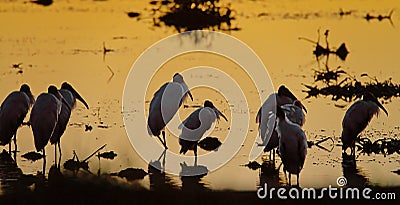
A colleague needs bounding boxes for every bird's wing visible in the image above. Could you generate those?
[50,101,72,144]
[342,100,377,134]
[30,94,60,151]
[149,83,168,112]
[297,131,307,169]
[0,92,31,145]
[180,109,202,130]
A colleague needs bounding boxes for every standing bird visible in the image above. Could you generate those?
[341,92,388,156]
[0,84,35,154]
[30,86,70,174]
[50,82,89,164]
[263,100,306,158]
[276,106,307,186]
[179,100,227,159]
[148,73,193,149]
[256,85,307,159]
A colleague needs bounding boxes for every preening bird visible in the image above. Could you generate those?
[30,85,70,173]
[341,92,388,156]
[148,73,193,149]
[256,85,306,158]
[276,106,307,186]
[0,84,35,153]
[179,100,227,158]
[50,82,89,161]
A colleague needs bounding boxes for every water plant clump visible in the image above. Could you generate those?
[151,0,237,32]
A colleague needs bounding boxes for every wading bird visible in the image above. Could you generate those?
[30,85,70,174]
[148,73,193,149]
[276,107,307,186]
[179,100,227,159]
[256,85,307,159]
[50,82,89,163]
[341,92,388,156]
[0,84,35,154]
[263,100,306,159]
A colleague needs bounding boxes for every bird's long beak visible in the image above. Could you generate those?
[374,99,388,116]
[187,90,193,101]
[72,88,89,109]
[182,81,193,101]
[213,107,228,121]
[298,101,307,113]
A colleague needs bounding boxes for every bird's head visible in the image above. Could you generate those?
[293,100,307,113]
[204,100,228,121]
[20,84,35,105]
[173,73,193,101]
[278,85,297,101]
[61,82,89,109]
[173,73,184,83]
[48,85,71,110]
[363,92,388,116]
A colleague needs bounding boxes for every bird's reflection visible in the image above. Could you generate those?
[148,150,177,191]
[179,161,209,191]
[258,158,283,189]
[0,150,23,194]
[341,153,369,187]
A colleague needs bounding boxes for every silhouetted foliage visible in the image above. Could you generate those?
[356,137,400,156]
[299,29,349,61]
[151,0,238,32]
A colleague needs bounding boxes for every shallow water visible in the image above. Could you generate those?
[0,0,400,195]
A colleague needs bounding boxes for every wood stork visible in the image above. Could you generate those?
[49,82,89,163]
[178,100,227,159]
[148,73,193,149]
[276,106,307,186]
[0,84,35,154]
[30,85,70,174]
[341,92,388,156]
[256,85,306,158]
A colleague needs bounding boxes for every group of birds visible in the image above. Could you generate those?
[148,73,389,186]
[147,73,227,158]
[0,82,89,172]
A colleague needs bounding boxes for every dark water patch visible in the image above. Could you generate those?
[97,151,117,160]
[243,161,261,170]
[21,151,43,162]
[111,168,147,181]
[30,0,53,7]
[198,137,222,151]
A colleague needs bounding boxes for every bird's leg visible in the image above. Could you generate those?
[162,131,168,149]
[288,173,291,186]
[272,149,275,161]
[194,144,198,158]
[43,149,46,176]
[58,141,62,167]
[156,135,164,147]
[13,132,17,154]
[297,173,299,186]
[54,144,57,166]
